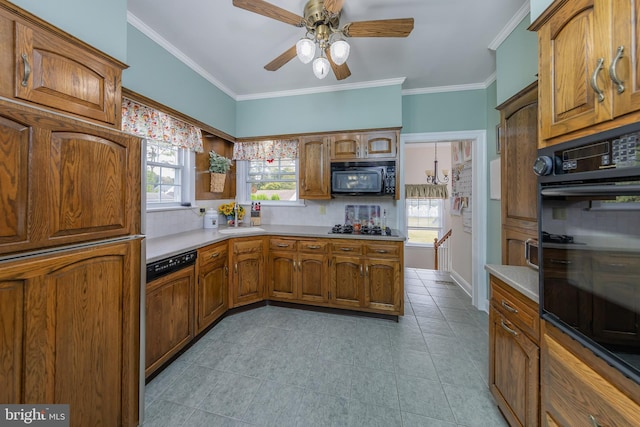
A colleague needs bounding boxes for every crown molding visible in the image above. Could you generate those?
[488,1,530,51]
[127,11,237,99]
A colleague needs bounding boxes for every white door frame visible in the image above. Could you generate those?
[400,130,488,312]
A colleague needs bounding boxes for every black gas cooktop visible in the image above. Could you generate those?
[329,224,397,237]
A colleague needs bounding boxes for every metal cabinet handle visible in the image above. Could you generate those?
[365,265,369,277]
[375,249,388,254]
[21,53,30,87]
[590,58,605,102]
[550,259,572,265]
[500,320,518,336]
[224,265,228,275]
[234,263,238,274]
[340,247,353,252]
[307,245,321,249]
[501,300,518,314]
[588,415,602,427]
[210,252,220,258]
[360,264,363,276]
[277,243,290,248]
[609,46,625,94]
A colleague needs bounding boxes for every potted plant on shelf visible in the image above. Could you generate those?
[209,151,232,192]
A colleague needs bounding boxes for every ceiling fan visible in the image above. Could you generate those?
[232,0,414,80]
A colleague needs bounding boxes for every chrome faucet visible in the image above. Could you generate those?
[233,202,239,227]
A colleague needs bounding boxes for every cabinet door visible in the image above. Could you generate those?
[362,131,397,159]
[365,258,401,313]
[0,239,141,427]
[299,252,328,303]
[542,330,640,427]
[502,227,537,267]
[489,307,539,427]
[499,84,538,235]
[330,255,363,308]
[299,136,330,199]
[146,265,195,377]
[611,0,640,117]
[0,115,30,250]
[231,239,264,307]
[12,20,122,126]
[537,0,613,142]
[330,133,361,160]
[269,250,297,300]
[0,280,23,403]
[197,244,228,334]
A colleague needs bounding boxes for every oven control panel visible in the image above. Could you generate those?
[536,129,640,176]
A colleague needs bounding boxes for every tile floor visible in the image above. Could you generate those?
[142,268,508,427]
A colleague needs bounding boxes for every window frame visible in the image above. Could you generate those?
[144,139,195,210]
[236,158,304,206]
[405,197,445,247]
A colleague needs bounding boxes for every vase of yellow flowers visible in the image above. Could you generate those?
[218,202,245,225]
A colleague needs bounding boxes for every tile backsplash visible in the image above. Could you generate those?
[145,198,397,239]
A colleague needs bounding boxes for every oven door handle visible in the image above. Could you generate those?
[541,184,640,197]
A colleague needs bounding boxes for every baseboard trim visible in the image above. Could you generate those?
[450,270,489,313]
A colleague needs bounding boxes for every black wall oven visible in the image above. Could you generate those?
[535,123,640,385]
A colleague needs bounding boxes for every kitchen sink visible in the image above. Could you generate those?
[217,227,264,234]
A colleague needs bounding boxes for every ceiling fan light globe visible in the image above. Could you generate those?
[330,40,350,65]
[296,38,316,64]
[312,57,330,79]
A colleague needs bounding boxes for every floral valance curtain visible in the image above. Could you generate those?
[121,98,204,152]
[233,140,298,161]
[405,184,449,199]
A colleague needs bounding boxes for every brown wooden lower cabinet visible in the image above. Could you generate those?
[145,264,195,378]
[0,238,140,427]
[541,321,640,427]
[196,242,228,334]
[230,237,265,307]
[489,275,539,427]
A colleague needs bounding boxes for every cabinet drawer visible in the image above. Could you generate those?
[299,240,328,253]
[269,238,297,251]
[233,239,264,255]
[543,333,640,427]
[198,243,228,266]
[592,252,640,274]
[365,243,400,258]
[491,277,539,342]
[331,242,363,255]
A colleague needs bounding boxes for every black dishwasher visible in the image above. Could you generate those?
[146,250,197,282]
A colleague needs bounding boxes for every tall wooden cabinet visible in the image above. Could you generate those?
[532,0,640,146]
[497,82,538,267]
[0,239,140,426]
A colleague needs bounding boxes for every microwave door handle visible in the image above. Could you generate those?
[524,239,539,270]
[541,184,640,197]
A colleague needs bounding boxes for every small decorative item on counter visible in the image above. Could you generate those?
[218,202,245,225]
[203,208,218,229]
[209,151,232,192]
[250,202,262,225]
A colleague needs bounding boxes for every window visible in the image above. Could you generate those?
[406,198,444,245]
[146,139,193,207]
[237,158,299,203]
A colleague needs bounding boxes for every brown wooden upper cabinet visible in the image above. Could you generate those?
[299,135,331,199]
[532,0,640,146]
[0,1,126,127]
[0,99,141,256]
[330,130,397,161]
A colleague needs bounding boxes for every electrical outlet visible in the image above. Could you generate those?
[199,208,206,214]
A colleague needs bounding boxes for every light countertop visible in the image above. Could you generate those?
[146,224,406,263]
[485,264,539,303]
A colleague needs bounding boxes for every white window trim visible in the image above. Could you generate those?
[144,140,195,211]
[235,160,305,206]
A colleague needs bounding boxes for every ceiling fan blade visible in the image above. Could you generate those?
[264,45,298,71]
[343,18,414,37]
[232,0,304,26]
[326,48,351,81]
[324,0,344,14]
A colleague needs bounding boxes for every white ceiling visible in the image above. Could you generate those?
[127,0,529,100]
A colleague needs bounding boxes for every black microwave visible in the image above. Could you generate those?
[330,161,396,197]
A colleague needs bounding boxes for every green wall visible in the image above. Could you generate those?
[531,0,553,22]
[124,25,236,137]
[236,84,403,138]
[496,15,538,105]
[9,0,128,62]
[401,89,487,133]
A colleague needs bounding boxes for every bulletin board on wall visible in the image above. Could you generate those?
[451,141,472,234]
